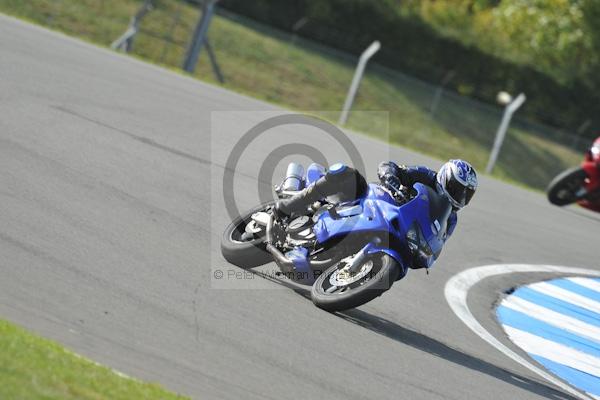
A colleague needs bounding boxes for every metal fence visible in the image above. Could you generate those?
[14,0,591,190]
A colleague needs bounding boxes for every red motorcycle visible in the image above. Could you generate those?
[547,137,600,211]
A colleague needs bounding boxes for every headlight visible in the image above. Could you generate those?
[406,222,433,258]
[406,223,419,251]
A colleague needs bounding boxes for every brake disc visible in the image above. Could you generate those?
[329,260,374,287]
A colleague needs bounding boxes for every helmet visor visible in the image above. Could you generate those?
[446,178,475,208]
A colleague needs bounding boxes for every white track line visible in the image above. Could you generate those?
[501,296,600,344]
[445,264,600,400]
[65,349,137,382]
[529,281,600,314]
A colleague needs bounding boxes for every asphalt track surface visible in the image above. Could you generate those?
[2,14,600,400]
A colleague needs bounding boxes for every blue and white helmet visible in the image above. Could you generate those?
[437,160,478,209]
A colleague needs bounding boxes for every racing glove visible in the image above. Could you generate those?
[378,161,403,194]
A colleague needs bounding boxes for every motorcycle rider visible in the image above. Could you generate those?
[274,159,478,267]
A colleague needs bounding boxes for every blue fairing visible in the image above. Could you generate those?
[313,182,447,271]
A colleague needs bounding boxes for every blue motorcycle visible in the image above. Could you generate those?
[221,162,452,311]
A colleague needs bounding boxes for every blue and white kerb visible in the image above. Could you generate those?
[497,277,600,399]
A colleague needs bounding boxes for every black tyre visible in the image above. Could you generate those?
[311,253,401,312]
[221,202,274,268]
[547,167,588,206]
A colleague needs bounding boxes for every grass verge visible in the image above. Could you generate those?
[0,319,188,400]
[0,0,585,190]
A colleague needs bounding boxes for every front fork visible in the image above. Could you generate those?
[340,237,407,281]
[345,238,382,274]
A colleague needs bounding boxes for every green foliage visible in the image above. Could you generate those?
[0,319,188,400]
[220,0,600,135]
[419,0,590,85]
[581,0,600,88]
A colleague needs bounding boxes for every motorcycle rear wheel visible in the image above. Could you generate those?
[221,202,274,268]
[547,167,588,206]
[311,253,401,312]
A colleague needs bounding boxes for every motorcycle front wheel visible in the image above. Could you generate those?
[547,167,588,206]
[220,202,274,268]
[311,253,401,312]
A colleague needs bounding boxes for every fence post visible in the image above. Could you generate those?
[338,41,381,126]
[205,39,225,83]
[290,17,308,45]
[182,0,219,74]
[111,0,153,52]
[430,70,455,118]
[485,93,526,174]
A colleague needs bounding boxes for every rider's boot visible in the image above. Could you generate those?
[274,164,367,219]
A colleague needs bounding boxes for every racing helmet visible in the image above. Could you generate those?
[437,160,478,209]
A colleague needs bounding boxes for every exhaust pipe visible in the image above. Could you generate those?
[265,243,296,275]
[265,213,338,275]
[265,214,295,274]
